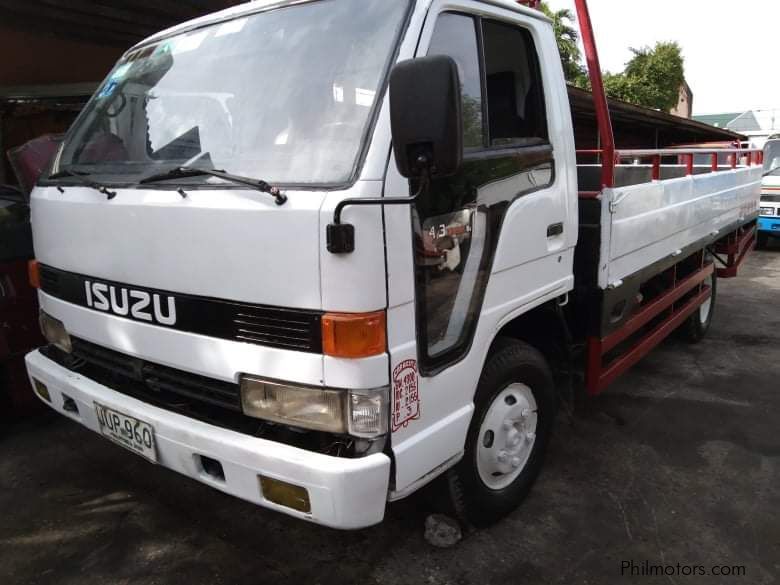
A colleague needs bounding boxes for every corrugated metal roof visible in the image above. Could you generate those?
[569,86,744,145]
[0,1,243,47]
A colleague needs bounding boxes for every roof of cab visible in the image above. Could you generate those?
[132,0,551,51]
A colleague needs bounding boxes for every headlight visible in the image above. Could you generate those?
[760,207,774,216]
[240,376,388,437]
[39,311,72,353]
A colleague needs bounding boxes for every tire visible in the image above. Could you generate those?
[756,232,768,249]
[681,258,717,343]
[445,338,556,527]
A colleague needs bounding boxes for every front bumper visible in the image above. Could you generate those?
[25,349,391,529]
[758,216,780,234]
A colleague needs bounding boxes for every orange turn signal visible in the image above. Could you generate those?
[28,260,40,289]
[322,310,386,358]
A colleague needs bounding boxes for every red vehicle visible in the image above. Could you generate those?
[0,185,41,415]
[1,136,60,416]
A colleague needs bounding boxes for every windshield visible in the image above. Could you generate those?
[764,140,780,175]
[53,0,409,186]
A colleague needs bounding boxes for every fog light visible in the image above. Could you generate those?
[39,311,72,353]
[259,476,311,513]
[240,377,388,437]
[32,379,51,403]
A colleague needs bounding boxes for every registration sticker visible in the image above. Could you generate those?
[97,80,118,99]
[392,359,420,431]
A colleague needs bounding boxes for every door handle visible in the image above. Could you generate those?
[547,222,564,237]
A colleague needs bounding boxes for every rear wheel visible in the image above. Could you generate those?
[681,259,717,343]
[445,338,556,527]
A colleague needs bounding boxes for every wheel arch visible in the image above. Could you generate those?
[489,300,570,374]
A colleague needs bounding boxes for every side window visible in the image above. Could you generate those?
[414,14,554,374]
[482,20,549,147]
[427,14,483,149]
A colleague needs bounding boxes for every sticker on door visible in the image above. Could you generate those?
[392,359,420,431]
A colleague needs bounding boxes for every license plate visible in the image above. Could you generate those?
[94,402,157,463]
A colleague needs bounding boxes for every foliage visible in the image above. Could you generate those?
[539,3,685,111]
[602,42,685,112]
[539,2,588,87]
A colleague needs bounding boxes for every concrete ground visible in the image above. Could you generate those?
[2,248,779,585]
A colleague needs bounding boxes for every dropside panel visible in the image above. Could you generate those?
[602,165,762,289]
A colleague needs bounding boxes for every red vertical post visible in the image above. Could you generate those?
[711,153,718,172]
[746,151,752,166]
[573,0,615,189]
[730,154,737,169]
[685,153,694,175]
[652,155,661,180]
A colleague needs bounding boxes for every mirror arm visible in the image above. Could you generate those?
[327,172,430,254]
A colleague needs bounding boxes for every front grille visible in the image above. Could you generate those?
[67,338,241,411]
[41,339,369,457]
[39,264,60,291]
[232,306,320,351]
[37,264,323,353]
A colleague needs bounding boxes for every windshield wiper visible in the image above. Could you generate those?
[48,168,117,200]
[139,166,287,205]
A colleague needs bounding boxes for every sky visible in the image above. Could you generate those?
[546,0,780,117]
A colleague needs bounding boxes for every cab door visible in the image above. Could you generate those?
[384,2,576,495]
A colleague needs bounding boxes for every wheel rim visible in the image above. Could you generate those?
[699,273,713,324]
[476,383,538,490]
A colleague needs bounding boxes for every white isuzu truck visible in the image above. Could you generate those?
[25,0,762,528]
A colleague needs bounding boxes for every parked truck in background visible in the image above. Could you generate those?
[758,139,780,247]
[24,0,762,528]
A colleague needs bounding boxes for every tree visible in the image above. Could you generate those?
[539,2,588,87]
[603,42,685,112]
[538,3,685,111]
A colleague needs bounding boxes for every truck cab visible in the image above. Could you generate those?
[758,138,780,247]
[24,0,761,529]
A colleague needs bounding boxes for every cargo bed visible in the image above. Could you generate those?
[578,159,762,290]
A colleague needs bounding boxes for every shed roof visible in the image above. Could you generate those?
[569,86,744,147]
[0,1,242,47]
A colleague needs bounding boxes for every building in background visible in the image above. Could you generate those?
[694,109,780,148]
[671,80,693,119]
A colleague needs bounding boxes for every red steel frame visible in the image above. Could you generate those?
[572,0,615,189]
[519,0,762,395]
[713,224,756,278]
[585,259,714,395]
[576,147,764,200]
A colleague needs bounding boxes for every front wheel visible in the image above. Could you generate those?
[445,338,556,527]
[756,232,769,249]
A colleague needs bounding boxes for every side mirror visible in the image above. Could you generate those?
[326,56,463,255]
[390,55,463,179]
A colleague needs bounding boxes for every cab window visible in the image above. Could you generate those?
[413,12,554,374]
